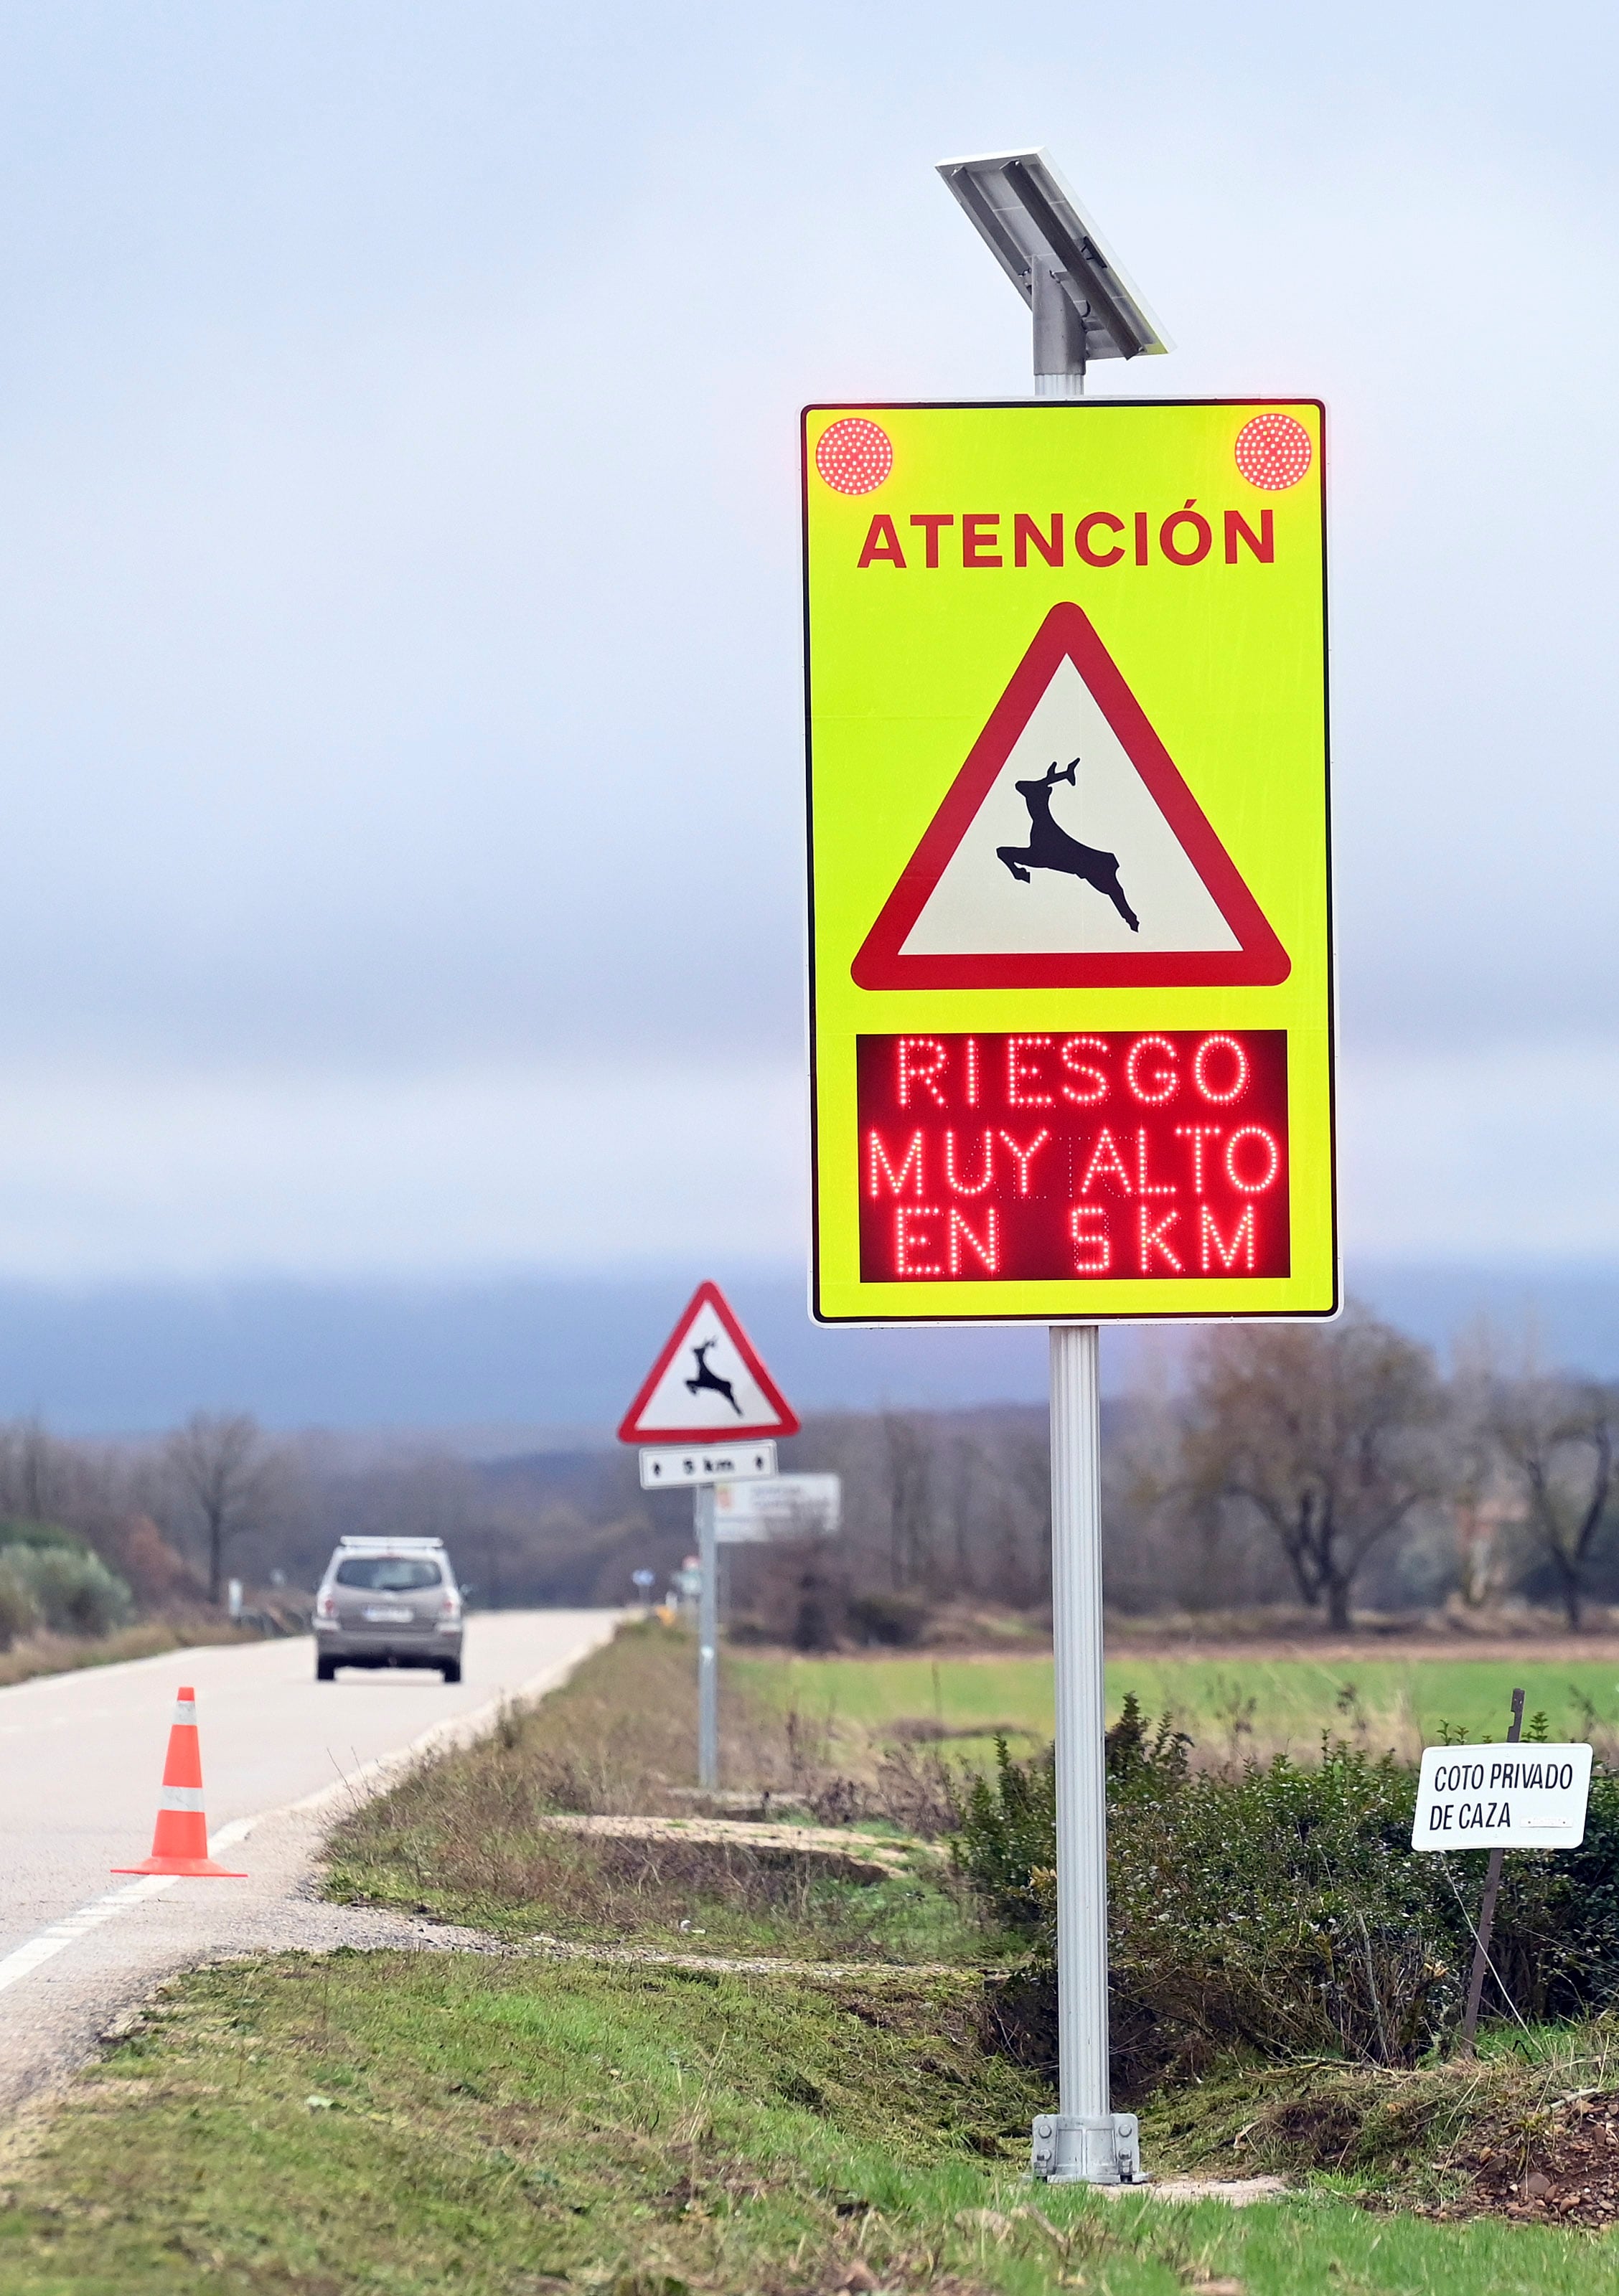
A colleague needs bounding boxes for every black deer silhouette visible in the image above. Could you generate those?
[996,757,1139,931]
[685,1340,742,1416]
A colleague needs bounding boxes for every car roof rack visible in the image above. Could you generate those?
[336,1535,446,1551]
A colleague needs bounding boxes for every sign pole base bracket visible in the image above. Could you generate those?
[1031,2112,1143,2185]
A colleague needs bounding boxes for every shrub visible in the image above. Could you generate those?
[955,1695,1619,2089]
[116,1515,197,1605]
[733,1543,853,1650]
[846,1591,930,1647]
[0,1563,39,1649]
[1,1544,132,1637]
[0,1517,86,1555]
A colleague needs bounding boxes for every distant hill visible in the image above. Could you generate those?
[0,1261,1606,1438]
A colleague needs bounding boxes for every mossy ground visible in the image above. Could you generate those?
[6,1951,1619,2294]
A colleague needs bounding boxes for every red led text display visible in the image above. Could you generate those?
[857,1031,1290,1284]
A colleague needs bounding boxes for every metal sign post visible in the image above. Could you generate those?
[617,1281,800,1797]
[1033,1324,1138,2182]
[695,1482,719,1789]
[942,153,1144,2184]
[800,149,1333,2186]
[1460,1687,1524,2054]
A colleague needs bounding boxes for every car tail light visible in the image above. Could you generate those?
[316,1591,336,1619]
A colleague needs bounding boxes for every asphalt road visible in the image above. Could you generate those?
[0,1610,618,2118]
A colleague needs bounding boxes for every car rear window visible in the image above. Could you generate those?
[334,1557,443,1591]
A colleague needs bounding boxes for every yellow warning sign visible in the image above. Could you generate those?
[804,400,1334,1324]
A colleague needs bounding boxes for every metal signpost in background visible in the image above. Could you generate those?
[802,149,1335,2184]
[713,1474,842,1543]
[617,1281,800,1790]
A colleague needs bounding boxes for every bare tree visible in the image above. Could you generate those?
[881,1413,934,1590]
[944,1434,985,1594]
[1185,1306,1445,1631]
[1104,1390,1254,1616]
[1437,1317,1521,1610]
[0,1416,102,1530]
[165,1412,280,1606]
[1001,1423,1053,1606]
[1488,1378,1617,1630]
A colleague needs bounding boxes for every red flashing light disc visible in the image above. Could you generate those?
[815,418,893,496]
[1234,413,1313,491]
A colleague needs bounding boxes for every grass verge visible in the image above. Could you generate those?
[7,1952,1619,2293]
[9,1623,1619,2290]
[324,1623,992,1966]
[0,1616,254,1690]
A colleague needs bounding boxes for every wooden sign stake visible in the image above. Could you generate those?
[1460,1686,1525,2055]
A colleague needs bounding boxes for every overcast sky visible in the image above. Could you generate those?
[0,1,1610,1281]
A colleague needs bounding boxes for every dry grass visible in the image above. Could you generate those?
[0,1616,253,1689]
[1145,2013,1619,2224]
[324,1622,990,1965]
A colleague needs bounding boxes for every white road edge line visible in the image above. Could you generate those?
[0,1620,619,2003]
[0,1818,258,1998]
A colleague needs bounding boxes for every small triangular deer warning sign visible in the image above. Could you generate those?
[617,1281,800,1445]
[851,603,1290,990]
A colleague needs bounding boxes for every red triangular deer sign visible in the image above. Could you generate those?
[851,603,1290,990]
[617,1281,800,1444]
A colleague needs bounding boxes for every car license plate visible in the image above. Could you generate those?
[363,1605,413,1623]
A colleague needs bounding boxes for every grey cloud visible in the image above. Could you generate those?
[0,0,1605,1277]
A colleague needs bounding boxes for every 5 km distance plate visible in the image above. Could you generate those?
[638,1443,779,1490]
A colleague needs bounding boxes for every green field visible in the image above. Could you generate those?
[738,1649,1619,1766]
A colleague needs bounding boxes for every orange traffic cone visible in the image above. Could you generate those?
[113,1685,245,1878]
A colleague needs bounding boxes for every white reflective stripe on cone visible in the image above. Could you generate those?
[159,1787,206,1811]
[172,1703,197,1723]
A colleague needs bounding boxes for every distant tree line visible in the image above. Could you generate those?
[1098,1309,1617,1635]
[0,1302,1613,1642]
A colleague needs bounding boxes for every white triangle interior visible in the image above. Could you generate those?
[898,657,1241,958]
[629,1299,783,1433]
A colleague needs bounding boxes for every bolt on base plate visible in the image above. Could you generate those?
[1031,2112,1143,2184]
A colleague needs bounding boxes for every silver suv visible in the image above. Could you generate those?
[313,1536,464,1683]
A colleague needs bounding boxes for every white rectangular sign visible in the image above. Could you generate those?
[1412,1743,1593,1851]
[713,1473,843,1543]
[638,1441,778,1491]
